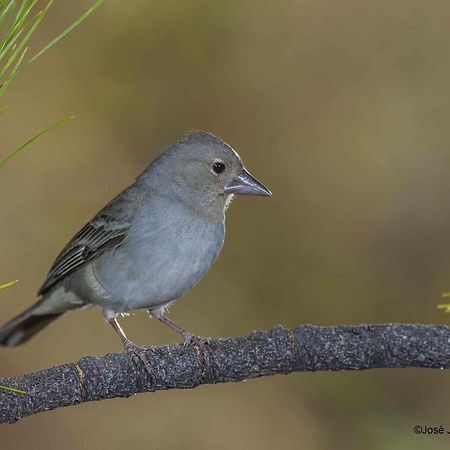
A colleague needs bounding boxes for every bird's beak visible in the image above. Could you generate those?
[224,169,272,196]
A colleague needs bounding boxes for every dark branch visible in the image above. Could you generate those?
[1,323,450,424]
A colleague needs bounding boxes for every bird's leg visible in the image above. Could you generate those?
[107,316,133,348]
[158,315,194,342]
[157,314,211,348]
[104,312,154,376]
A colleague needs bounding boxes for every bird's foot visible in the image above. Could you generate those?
[123,339,155,378]
[182,332,212,350]
[182,334,213,373]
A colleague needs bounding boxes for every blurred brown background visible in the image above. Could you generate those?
[1,0,450,448]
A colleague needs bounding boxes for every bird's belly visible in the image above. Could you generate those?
[88,221,224,312]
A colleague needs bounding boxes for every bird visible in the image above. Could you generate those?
[0,131,271,354]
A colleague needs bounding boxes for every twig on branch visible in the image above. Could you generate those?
[1,323,449,424]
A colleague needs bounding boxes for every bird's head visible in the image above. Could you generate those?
[141,131,271,219]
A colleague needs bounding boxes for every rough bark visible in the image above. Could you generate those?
[1,323,449,424]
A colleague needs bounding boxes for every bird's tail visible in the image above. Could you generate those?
[0,298,64,347]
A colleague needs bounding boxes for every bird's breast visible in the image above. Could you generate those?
[90,202,225,311]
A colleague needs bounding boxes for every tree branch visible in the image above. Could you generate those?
[1,323,449,424]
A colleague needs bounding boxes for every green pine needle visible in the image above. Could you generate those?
[0,1,104,167]
[1,0,105,96]
[0,385,28,395]
[0,279,18,289]
[437,293,450,313]
[0,115,75,167]
[28,0,105,65]
[0,44,28,96]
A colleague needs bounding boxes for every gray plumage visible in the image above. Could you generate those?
[0,131,271,347]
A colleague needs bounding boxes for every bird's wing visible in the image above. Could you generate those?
[38,184,143,296]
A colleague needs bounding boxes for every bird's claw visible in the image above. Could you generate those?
[123,339,155,379]
[182,333,212,350]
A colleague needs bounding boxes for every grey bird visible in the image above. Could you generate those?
[0,131,271,352]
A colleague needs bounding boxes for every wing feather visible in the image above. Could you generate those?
[38,184,143,296]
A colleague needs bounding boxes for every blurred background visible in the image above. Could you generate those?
[1,0,450,448]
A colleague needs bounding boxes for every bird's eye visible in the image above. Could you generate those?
[212,161,226,174]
